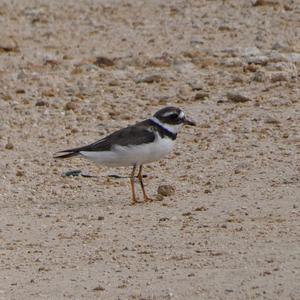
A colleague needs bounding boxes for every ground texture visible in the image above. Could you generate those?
[0,0,300,299]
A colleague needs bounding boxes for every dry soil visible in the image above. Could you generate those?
[0,0,300,299]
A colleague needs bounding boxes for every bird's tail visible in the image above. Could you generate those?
[53,149,80,159]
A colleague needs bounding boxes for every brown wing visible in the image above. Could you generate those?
[54,120,155,158]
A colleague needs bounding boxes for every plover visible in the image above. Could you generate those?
[54,106,195,204]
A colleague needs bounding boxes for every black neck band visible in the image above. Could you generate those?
[150,119,177,140]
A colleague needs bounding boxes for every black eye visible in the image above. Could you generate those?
[169,113,178,119]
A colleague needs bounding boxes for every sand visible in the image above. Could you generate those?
[0,0,299,299]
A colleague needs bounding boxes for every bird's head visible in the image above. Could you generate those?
[151,106,196,134]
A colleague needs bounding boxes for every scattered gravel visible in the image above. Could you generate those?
[1,1,299,300]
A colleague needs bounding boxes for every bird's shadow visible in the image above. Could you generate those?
[62,169,147,179]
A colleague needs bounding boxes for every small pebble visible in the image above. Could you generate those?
[92,285,105,291]
[194,206,208,212]
[159,217,169,222]
[204,189,212,194]
[0,36,18,52]
[36,100,48,107]
[246,56,269,65]
[182,212,192,216]
[194,92,209,101]
[16,170,25,177]
[146,56,171,67]
[157,185,175,197]
[264,115,280,124]
[282,133,289,138]
[5,142,14,150]
[243,64,258,72]
[252,70,267,82]
[16,88,25,94]
[108,79,120,86]
[270,72,288,83]
[231,75,244,83]
[226,92,252,103]
[221,58,242,67]
[135,74,165,84]
[94,56,115,67]
[63,170,82,177]
[2,94,12,101]
[189,80,203,91]
[64,101,77,111]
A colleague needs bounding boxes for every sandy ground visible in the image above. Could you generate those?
[0,0,300,299]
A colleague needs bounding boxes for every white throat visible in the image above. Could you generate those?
[150,117,183,134]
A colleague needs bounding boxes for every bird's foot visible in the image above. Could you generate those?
[143,196,154,203]
[131,196,154,205]
[131,197,138,205]
[131,198,145,205]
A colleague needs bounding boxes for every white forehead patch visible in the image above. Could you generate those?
[162,110,185,118]
[162,110,177,117]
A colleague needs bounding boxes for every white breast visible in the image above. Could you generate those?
[80,133,175,167]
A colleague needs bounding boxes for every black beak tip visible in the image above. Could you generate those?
[184,119,196,126]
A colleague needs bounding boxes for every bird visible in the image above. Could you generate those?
[54,106,196,205]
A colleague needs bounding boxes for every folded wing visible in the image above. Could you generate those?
[54,120,155,159]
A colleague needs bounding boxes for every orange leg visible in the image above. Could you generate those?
[137,165,153,202]
[130,165,138,205]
